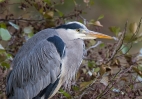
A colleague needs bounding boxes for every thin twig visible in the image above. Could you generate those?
[79,15,87,25]
[106,17,142,63]
[86,41,102,54]
[0,18,48,22]
[0,12,82,23]
[77,76,99,99]
[99,65,134,99]
[105,21,128,63]
[118,18,142,52]
[96,69,121,99]
[83,41,102,60]
[115,17,142,58]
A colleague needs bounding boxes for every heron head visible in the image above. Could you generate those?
[55,21,114,40]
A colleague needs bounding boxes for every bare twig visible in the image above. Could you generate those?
[105,21,128,63]
[85,41,102,55]
[77,77,99,99]
[0,11,82,23]
[79,15,87,25]
[95,69,121,99]
[0,18,47,22]
[83,41,103,60]
[115,17,142,58]
[106,17,142,64]
[119,18,142,51]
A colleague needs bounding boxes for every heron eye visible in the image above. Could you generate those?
[76,29,81,32]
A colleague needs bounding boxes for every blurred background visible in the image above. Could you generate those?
[6,0,142,29]
[0,0,142,99]
[4,0,142,53]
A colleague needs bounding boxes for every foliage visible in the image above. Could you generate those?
[0,0,142,99]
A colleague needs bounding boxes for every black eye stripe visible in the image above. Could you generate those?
[55,23,84,29]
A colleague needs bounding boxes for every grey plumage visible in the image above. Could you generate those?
[6,21,113,99]
[6,28,84,99]
[7,29,62,99]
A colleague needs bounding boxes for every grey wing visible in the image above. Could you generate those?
[6,39,62,99]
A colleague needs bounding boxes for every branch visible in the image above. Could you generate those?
[83,41,102,60]
[0,18,47,22]
[115,17,142,58]
[79,15,87,25]
[105,21,128,63]
[95,69,121,99]
[0,11,82,23]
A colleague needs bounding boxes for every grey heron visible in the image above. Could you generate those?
[6,21,114,99]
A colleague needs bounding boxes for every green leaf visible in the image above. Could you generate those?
[97,15,104,20]
[109,26,120,35]
[99,43,105,48]
[1,62,10,68]
[56,9,64,17]
[88,61,95,68]
[59,89,71,98]
[121,44,130,54]
[44,0,51,4]
[9,22,19,30]
[72,86,79,91]
[28,32,34,38]
[89,0,95,6]
[0,23,6,28]
[94,67,100,72]
[0,53,7,62]
[0,0,5,3]
[23,26,33,34]
[0,28,11,41]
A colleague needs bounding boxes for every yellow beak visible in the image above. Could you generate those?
[87,31,113,39]
[80,30,113,40]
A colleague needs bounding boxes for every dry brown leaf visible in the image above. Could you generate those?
[94,21,103,27]
[92,72,97,77]
[47,11,54,18]
[100,65,106,76]
[115,59,120,65]
[133,67,142,77]
[83,0,90,6]
[83,0,90,3]
[111,66,120,75]
[80,80,94,91]
[82,68,87,74]
[100,76,108,86]
[129,22,138,33]
[120,77,128,82]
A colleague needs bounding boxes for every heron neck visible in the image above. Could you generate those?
[55,29,84,89]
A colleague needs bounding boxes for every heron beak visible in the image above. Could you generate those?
[81,30,114,40]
